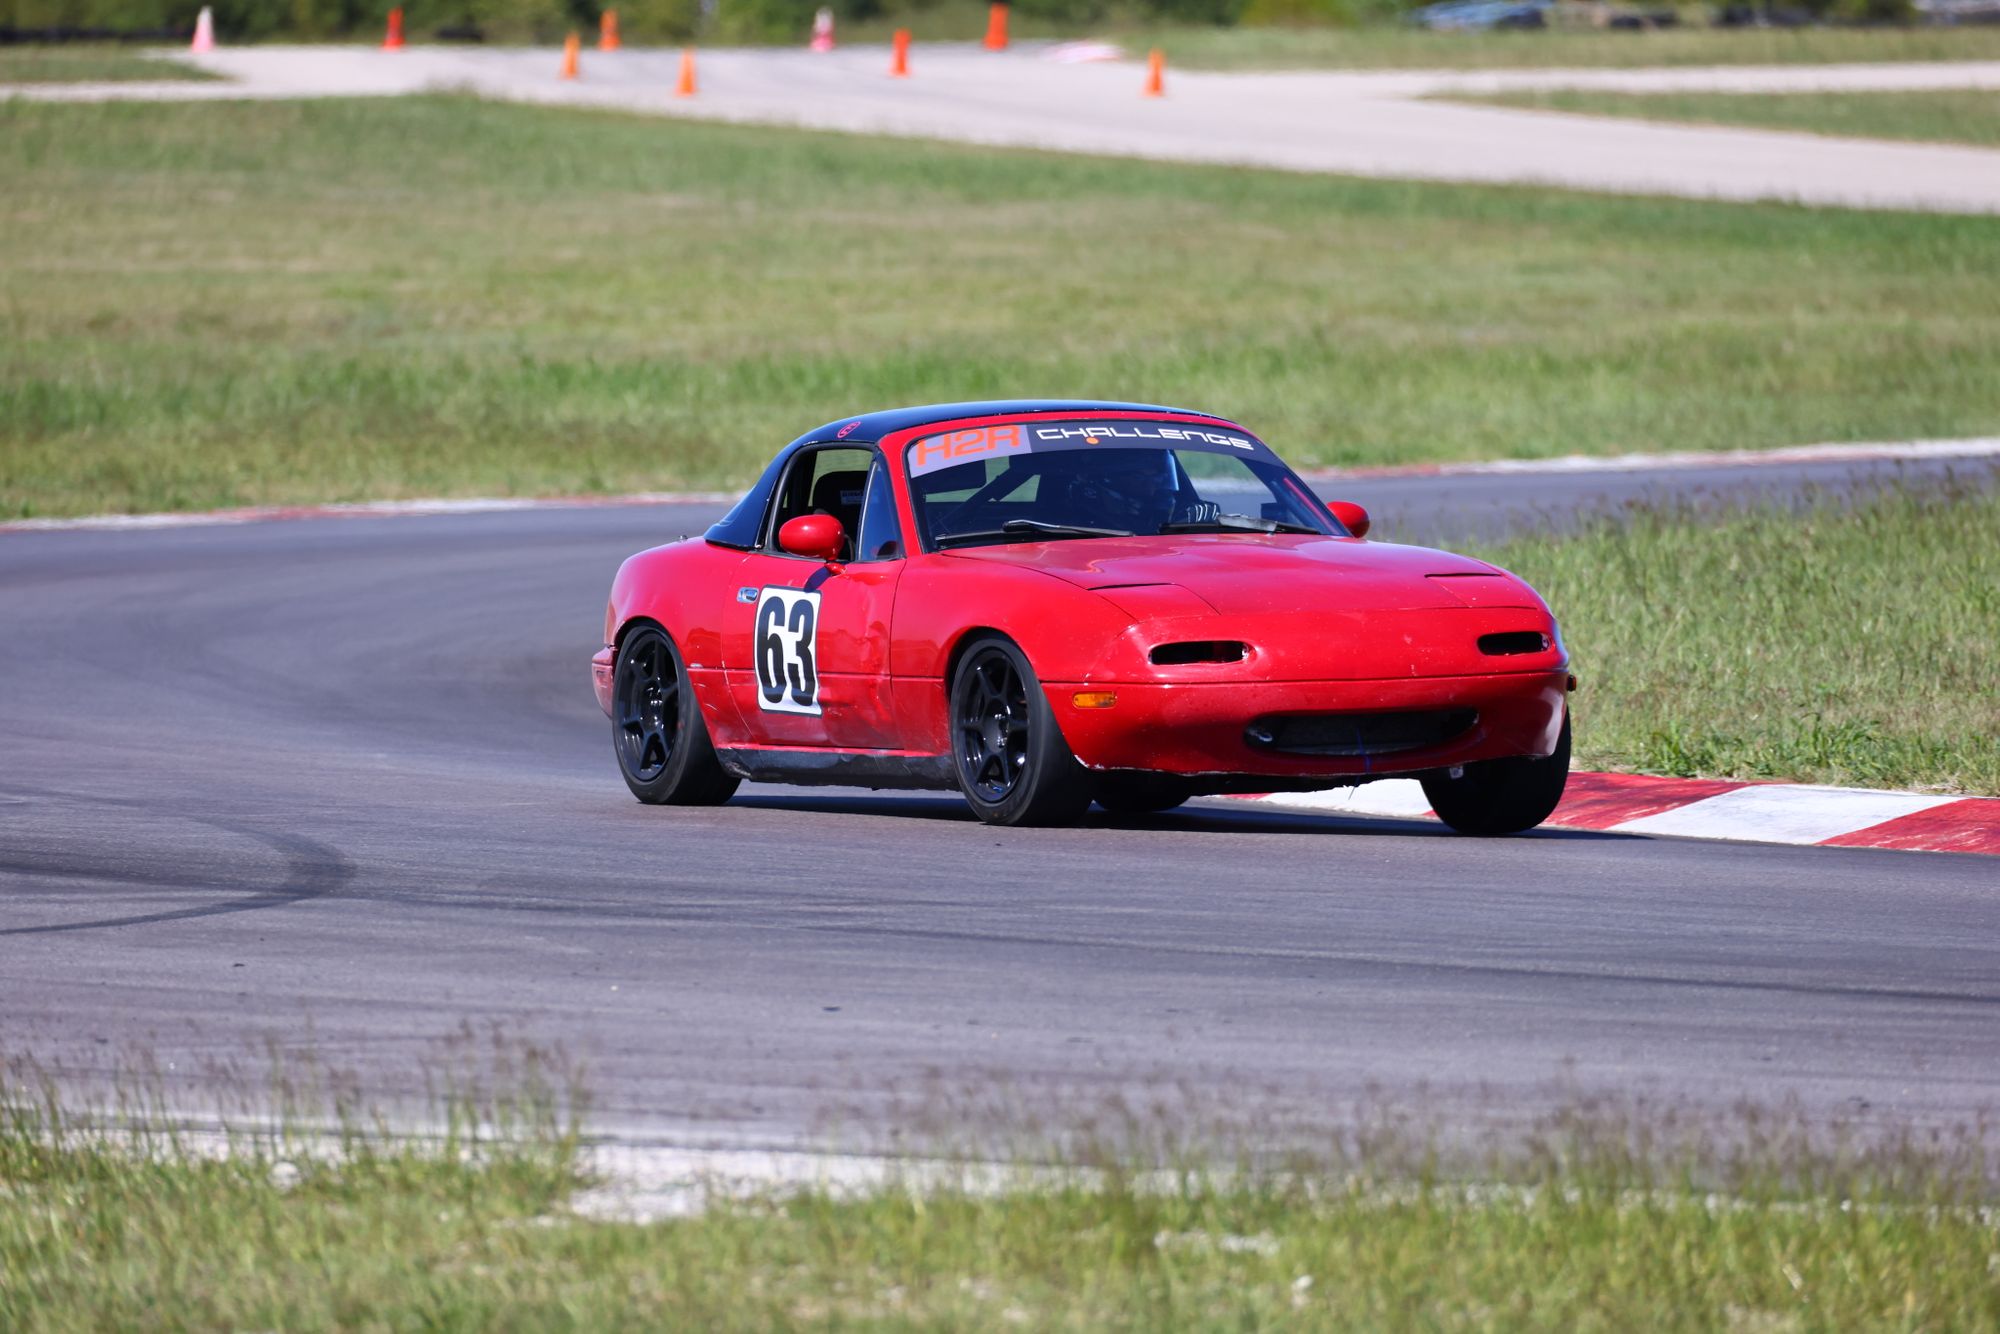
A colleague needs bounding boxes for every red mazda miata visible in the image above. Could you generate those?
[593,401,1573,832]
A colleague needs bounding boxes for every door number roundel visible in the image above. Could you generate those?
[754,586,821,715]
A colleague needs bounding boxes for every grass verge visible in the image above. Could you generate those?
[1453,86,2000,148]
[1470,479,2000,794]
[4,95,1999,518]
[0,46,216,84]
[1132,22,2000,71]
[807,5,2000,69]
[5,1072,1998,1329]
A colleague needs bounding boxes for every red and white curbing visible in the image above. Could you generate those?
[1242,772,2000,855]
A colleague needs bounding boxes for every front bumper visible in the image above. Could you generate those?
[1047,670,1568,779]
[591,646,615,717]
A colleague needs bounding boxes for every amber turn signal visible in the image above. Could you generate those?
[1566,673,1579,692]
[1071,691,1118,710]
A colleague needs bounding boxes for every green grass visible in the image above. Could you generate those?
[4,96,1999,519]
[0,46,215,84]
[1471,482,2000,794]
[812,3,2000,69]
[6,1081,1998,1329]
[1135,22,2000,71]
[1454,86,2000,148]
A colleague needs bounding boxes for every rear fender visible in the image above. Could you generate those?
[603,539,748,746]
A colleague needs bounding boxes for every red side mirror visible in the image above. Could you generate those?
[1327,500,1370,540]
[778,513,845,563]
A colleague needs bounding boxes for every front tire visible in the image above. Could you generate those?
[1094,775,1192,815]
[613,625,740,806]
[950,636,1093,827]
[1421,713,1570,836]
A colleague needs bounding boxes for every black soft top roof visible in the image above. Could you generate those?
[796,399,1242,442]
[704,400,1250,550]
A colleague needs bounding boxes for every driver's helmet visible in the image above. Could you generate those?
[1040,447,1178,531]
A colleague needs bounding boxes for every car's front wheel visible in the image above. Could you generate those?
[614,624,740,806]
[950,636,1093,827]
[1420,713,1570,836]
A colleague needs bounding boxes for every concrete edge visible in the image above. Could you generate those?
[7,437,1996,535]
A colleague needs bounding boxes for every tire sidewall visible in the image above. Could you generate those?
[1095,774,1192,815]
[614,625,705,804]
[1422,711,1571,836]
[951,636,1088,827]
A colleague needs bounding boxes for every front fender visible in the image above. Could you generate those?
[888,558,1135,753]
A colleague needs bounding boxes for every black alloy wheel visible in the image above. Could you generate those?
[613,625,739,805]
[956,647,1030,804]
[1420,712,1571,836]
[950,636,1092,827]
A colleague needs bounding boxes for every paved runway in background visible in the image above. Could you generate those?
[13,45,2000,213]
[2,456,1996,1147]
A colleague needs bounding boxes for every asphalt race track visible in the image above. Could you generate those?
[3,457,1997,1149]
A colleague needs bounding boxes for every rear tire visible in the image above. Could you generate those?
[1421,713,1570,836]
[613,624,740,806]
[1094,775,1192,815]
[950,636,1093,828]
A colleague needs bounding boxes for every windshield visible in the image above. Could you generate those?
[905,420,1335,550]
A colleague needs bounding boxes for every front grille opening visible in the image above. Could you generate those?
[1246,709,1477,757]
[1478,630,1549,656]
[1150,640,1248,666]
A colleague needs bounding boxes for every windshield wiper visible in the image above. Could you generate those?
[935,519,1134,549]
[1003,519,1133,539]
[1158,514,1321,535]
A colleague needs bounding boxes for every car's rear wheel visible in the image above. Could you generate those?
[950,636,1093,827]
[614,624,740,806]
[1420,713,1570,836]
[1094,775,1192,815]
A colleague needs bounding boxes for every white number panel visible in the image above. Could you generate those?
[753,586,822,716]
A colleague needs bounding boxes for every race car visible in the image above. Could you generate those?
[593,400,1573,833]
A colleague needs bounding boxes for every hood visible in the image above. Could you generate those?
[943,533,1537,614]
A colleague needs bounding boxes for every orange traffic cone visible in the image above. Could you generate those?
[190,5,215,52]
[810,6,834,51]
[1143,47,1164,97]
[675,47,697,96]
[560,32,580,79]
[382,6,405,49]
[982,2,1008,51]
[890,27,910,77]
[599,8,620,51]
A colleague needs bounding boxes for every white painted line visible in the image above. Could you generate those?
[1320,438,2000,479]
[0,492,740,534]
[1612,784,1958,845]
[1044,41,1126,64]
[76,1119,2000,1224]
[577,1142,1070,1221]
[7,438,1991,537]
[1246,778,1434,820]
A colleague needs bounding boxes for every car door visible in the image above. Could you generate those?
[722,445,906,750]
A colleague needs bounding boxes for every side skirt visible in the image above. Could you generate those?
[715,747,957,791]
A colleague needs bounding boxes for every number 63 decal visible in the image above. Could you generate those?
[754,587,821,715]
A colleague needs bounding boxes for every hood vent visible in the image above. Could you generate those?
[1478,630,1549,656]
[1150,640,1247,665]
